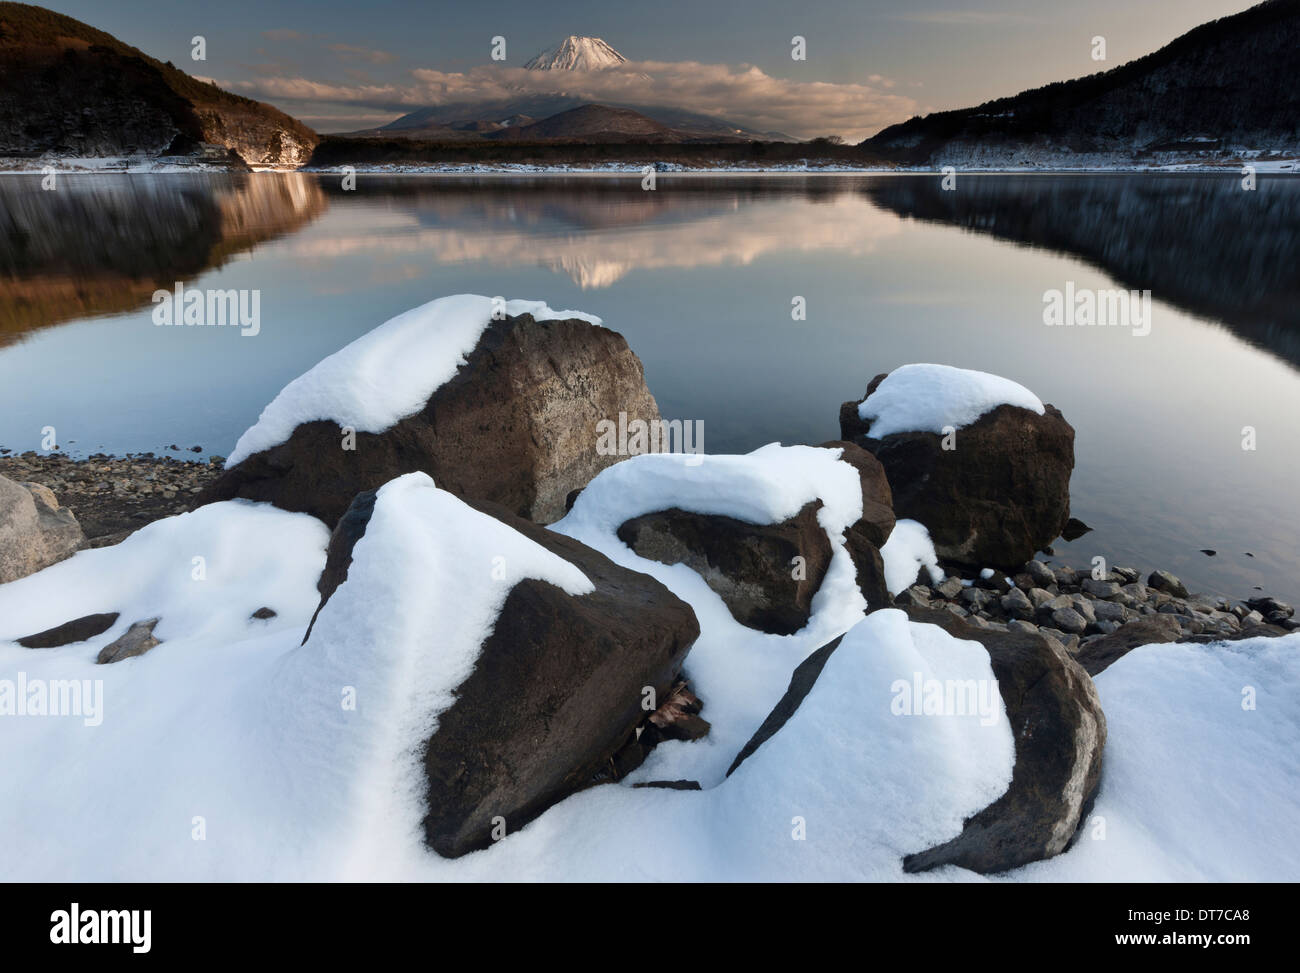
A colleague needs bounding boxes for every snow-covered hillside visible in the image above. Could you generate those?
[523,36,628,72]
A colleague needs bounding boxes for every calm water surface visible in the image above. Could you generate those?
[1,172,1297,602]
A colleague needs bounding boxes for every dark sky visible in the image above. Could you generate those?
[39,0,1263,138]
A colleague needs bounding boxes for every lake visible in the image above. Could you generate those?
[1,171,1297,603]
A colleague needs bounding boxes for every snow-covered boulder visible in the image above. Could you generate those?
[840,364,1074,571]
[0,475,85,584]
[898,607,1106,873]
[302,474,700,858]
[560,442,895,637]
[200,295,661,526]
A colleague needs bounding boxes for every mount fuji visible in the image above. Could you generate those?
[362,36,797,143]
[523,35,628,72]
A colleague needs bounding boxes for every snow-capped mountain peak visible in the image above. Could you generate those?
[524,36,628,71]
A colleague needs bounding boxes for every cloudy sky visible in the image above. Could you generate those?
[46,0,1262,140]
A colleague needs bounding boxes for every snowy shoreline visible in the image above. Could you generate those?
[3,294,1298,881]
[3,158,1298,176]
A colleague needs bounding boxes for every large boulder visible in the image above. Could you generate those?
[199,297,661,526]
[0,475,85,584]
[304,474,700,858]
[898,607,1106,873]
[841,368,1074,571]
[725,603,1105,873]
[613,442,895,634]
[616,501,832,634]
[1074,615,1183,676]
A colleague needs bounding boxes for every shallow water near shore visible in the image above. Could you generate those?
[1,171,1297,603]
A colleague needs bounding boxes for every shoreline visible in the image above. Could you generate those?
[0,451,220,546]
[3,159,1299,176]
[3,450,1293,649]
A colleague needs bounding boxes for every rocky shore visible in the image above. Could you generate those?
[894,561,1298,666]
[0,450,221,545]
[3,446,1294,664]
[2,296,1297,881]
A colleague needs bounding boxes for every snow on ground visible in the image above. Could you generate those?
[0,499,327,652]
[0,501,330,881]
[1008,634,1300,882]
[857,363,1045,438]
[0,473,1013,881]
[0,463,1296,880]
[275,473,594,878]
[552,443,872,785]
[440,608,1014,882]
[225,295,600,466]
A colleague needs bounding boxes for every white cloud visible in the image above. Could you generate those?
[224,58,918,142]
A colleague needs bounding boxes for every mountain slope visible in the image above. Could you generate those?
[864,0,1300,165]
[487,104,679,142]
[0,2,317,164]
[370,36,796,143]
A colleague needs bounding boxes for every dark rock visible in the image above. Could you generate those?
[301,489,378,644]
[1177,622,1291,644]
[899,607,1106,874]
[1061,517,1092,541]
[616,441,896,632]
[1050,606,1088,635]
[1027,587,1055,609]
[1073,615,1183,676]
[1081,578,1122,599]
[17,612,120,648]
[1246,596,1294,618]
[726,635,844,777]
[250,607,277,620]
[895,585,933,609]
[632,780,702,791]
[1000,587,1034,620]
[96,618,161,664]
[199,311,662,526]
[1148,569,1190,599]
[841,375,1074,570]
[1052,565,1079,587]
[931,576,964,600]
[304,488,701,859]
[618,501,832,635]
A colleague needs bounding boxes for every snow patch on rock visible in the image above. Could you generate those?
[857,363,1045,439]
[226,295,600,466]
[552,443,870,785]
[881,518,945,594]
[1010,634,1300,882]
